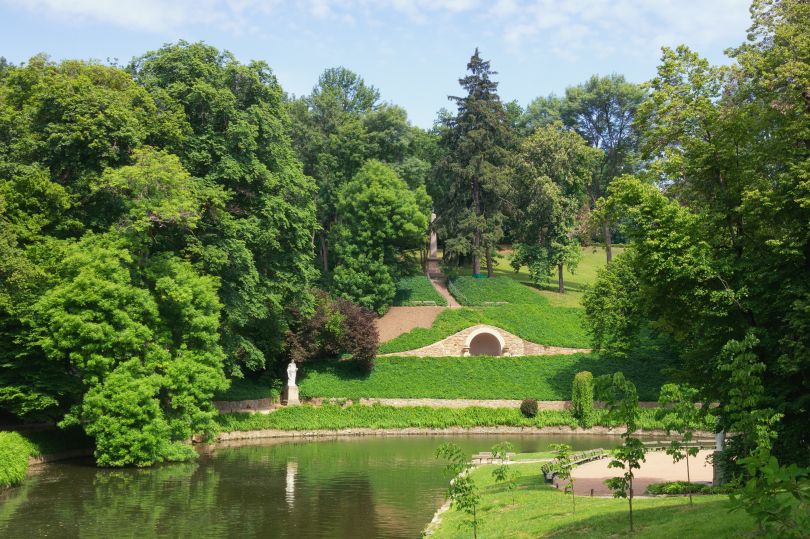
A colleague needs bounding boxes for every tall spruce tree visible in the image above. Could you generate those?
[432,48,513,277]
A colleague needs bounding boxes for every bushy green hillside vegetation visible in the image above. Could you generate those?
[298,354,665,401]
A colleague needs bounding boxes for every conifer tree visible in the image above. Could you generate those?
[433,48,513,276]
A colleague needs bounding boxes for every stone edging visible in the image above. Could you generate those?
[215,397,661,413]
[215,425,710,443]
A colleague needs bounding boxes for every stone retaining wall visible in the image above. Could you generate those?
[382,324,590,357]
[213,398,278,414]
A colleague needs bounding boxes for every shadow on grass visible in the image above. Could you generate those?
[543,499,745,538]
[300,359,371,383]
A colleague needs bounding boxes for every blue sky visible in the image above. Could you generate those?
[0,0,752,128]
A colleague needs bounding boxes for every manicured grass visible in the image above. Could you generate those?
[298,354,667,400]
[430,462,753,538]
[379,303,588,352]
[449,276,548,306]
[457,246,624,308]
[215,404,693,433]
[393,275,448,306]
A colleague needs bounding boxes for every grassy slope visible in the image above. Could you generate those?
[393,275,448,306]
[299,354,666,400]
[379,303,588,353]
[215,404,693,432]
[456,246,623,308]
[430,462,753,538]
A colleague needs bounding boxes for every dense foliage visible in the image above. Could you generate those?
[285,289,378,372]
[331,160,430,313]
[0,42,316,465]
[432,48,513,276]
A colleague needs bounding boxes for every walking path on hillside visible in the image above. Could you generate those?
[429,277,460,308]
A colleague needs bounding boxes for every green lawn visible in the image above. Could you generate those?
[393,275,448,306]
[430,462,753,538]
[455,246,622,308]
[448,275,549,306]
[215,404,695,433]
[379,303,588,352]
[298,354,666,401]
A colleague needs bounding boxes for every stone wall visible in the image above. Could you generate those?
[383,324,590,357]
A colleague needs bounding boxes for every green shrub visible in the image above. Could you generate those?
[215,404,709,433]
[520,399,538,418]
[0,432,30,488]
[571,371,594,427]
[647,481,734,496]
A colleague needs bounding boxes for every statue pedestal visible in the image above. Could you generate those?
[283,385,300,406]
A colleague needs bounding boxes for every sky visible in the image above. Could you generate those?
[0,0,753,128]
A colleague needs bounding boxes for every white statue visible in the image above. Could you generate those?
[287,361,298,387]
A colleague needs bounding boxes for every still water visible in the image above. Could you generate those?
[1,434,617,538]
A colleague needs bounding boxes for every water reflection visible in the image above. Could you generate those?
[285,460,297,509]
[0,434,616,538]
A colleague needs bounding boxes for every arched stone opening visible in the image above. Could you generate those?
[469,332,502,356]
[463,327,507,357]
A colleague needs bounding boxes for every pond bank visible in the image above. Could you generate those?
[214,425,711,443]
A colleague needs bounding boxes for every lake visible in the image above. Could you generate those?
[0,434,618,538]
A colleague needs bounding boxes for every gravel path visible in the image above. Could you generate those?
[429,277,461,308]
[376,306,446,342]
[556,449,714,496]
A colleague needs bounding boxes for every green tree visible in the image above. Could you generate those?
[436,442,481,539]
[549,443,577,513]
[132,41,318,376]
[571,371,594,428]
[509,122,599,292]
[331,160,430,313]
[656,383,704,505]
[560,74,645,263]
[433,48,513,277]
[595,372,646,533]
[491,441,520,505]
[28,237,227,466]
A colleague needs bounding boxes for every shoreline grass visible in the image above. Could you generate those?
[429,461,753,538]
[214,404,710,433]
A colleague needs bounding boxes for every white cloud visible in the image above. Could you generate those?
[2,0,751,59]
[3,0,278,34]
[494,0,751,61]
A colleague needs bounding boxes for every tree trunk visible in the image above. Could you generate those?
[558,263,565,294]
[486,247,494,278]
[603,220,613,265]
[629,479,634,532]
[319,234,329,274]
[686,454,693,506]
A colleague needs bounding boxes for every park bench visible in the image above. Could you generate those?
[471,451,516,464]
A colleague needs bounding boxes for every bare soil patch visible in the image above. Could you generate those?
[377,306,446,342]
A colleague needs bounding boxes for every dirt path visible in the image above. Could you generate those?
[376,306,445,342]
[429,277,461,308]
[557,449,714,496]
